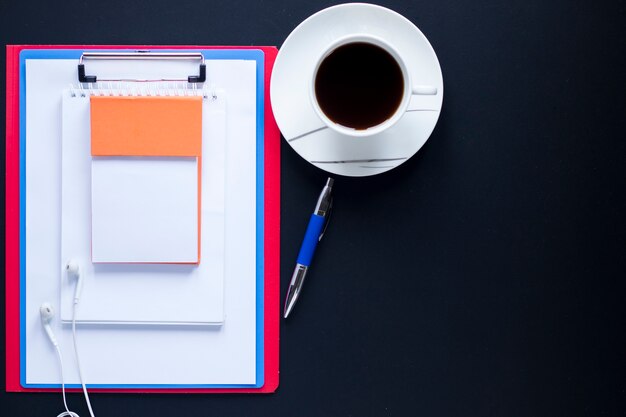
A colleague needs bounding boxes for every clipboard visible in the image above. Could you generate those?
[5,45,280,393]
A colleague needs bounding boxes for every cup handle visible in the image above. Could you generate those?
[412,85,438,95]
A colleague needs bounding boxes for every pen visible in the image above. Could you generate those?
[283,177,334,318]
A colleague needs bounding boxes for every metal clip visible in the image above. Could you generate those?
[319,197,333,241]
[77,51,206,84]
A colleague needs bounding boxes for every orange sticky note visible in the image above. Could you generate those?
[90,96,202,157]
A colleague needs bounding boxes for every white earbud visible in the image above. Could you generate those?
[66,260,83,304]
[40,302,58,347]
[66,259,80,276]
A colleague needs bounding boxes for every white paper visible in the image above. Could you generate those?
[91,156,199,264]
[25,57,258,385]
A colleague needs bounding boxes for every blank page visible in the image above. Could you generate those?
[91,156,199,263]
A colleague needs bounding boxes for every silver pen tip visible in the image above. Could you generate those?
[283,295,296,318]
[326,177,334,187]
[283,285,300,318]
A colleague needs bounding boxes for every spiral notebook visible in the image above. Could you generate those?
[5,45,280,393]
[60,82,222,325]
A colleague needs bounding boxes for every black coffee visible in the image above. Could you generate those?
[314,42,404,130]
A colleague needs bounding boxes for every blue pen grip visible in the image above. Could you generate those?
[296,214,326,266]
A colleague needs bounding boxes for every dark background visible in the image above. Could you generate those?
[1,0,625,416]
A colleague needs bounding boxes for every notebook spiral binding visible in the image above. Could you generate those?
[68,82,218,100]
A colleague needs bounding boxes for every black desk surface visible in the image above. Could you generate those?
[1,1,624,416]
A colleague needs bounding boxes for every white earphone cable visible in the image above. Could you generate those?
[54,346,79,417]
[51,262,96,417]
[72,300,96,417]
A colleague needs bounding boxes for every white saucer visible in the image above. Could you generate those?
[270,3,444,177]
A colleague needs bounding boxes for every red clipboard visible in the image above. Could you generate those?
[5,45,280,393]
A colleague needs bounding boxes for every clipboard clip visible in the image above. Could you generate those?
[77,51,206,83]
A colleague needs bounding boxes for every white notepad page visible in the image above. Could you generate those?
[91,157,199,264]
[24,57,258,385]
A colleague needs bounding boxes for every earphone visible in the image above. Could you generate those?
[40,302,58,347]
[40,260,96,417]
[39,300,77,417]
[39,257,82,347]
[66,259,83,304]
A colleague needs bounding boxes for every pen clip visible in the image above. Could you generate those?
[318,197,333,241]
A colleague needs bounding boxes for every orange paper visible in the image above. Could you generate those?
[90,96,202,157]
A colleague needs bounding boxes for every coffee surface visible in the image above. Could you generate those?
[314,42,404,130]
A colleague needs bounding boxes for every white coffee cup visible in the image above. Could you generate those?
[310,34,438,138]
